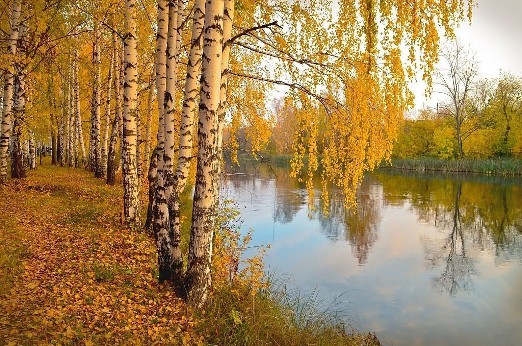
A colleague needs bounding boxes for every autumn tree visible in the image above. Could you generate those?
[121,0,140,229]
[435,40,479,158]
[0,0,22,182]
[490,73,522,155]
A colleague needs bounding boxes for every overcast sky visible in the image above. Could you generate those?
[413,0,522,111]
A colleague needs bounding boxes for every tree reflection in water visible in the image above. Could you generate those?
[223,160,522,296]
[318,176,381,265]
[377,171,522,295]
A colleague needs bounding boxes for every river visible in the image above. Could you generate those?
[221,161,522,345]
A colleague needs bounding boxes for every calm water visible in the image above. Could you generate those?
[221,163,522,345]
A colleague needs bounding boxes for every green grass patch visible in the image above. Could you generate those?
[384,157,522,176]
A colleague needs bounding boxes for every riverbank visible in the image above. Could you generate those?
[382,157,522,176]
[0,160,378,345]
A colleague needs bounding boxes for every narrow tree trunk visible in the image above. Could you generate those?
[215,0,234,190]
[107,33,122,185]
[144,69,154,176]
[186,0,224,306]
[136,102,142,179]
[155,0,182,283]
[92,23,103,177]
[67,63,74,167]
[71,66,79,167]
[0,0,22,182]
[101,33,115,178]
[74,51,87,167]
[28,131,36,169]
[11,73,26,179]
[59,90,66,166]
[147,0,169,233]
[51,132,57,165]
[171,0,206,286]
[122,0,141,229]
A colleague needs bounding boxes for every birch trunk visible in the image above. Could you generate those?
[136,103,142,179]
[11,73,26,179]
[122,0,141,229]
[155,0,181,283]
[92,23,102,177]
[107,32,122,185]
[144,70,154,175]
[171,0,206,284]
[216,0,234,173]
[71,65,78,167]
[67,58,75,167]
[28,131,36,169]
[49,73,58,165]
[51,132,57,165]
[75,56,86,167]
[101,35,115,178]
[59,87,66,166]
[187,0,224,306]
[0,0,22,182]
[147,0,168,232]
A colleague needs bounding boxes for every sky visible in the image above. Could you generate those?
[412,0,522,112]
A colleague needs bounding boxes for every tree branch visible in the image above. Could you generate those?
[226,21,281,48]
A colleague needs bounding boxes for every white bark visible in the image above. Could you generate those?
[1,0,22,182]
[101,35,115,178]
[92,23,102,176]
[28,130,36,169]
[156,0,183,283]
[214,0,234,197]
[187,0,225,306]
[151,0,170,280]
[170,0,206,285]
[174,0,205,193]
[107,32,122,185]
[71,63,78,167]
[74,53,86,167]
[11,58,27,179]
[122,0,141,229]
[144,69,154,172]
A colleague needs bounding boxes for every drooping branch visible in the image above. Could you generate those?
[226,21,281,47]
[229,70,341,112]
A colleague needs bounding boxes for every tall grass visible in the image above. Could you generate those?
[195,200,380,346]
[384,157,522,176]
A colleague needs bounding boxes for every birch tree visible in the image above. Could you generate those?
[101,29,115,178]
[186,0,225,305]
[122,0,140,229]
[169,0,206,283]
[107,31,123,185]
[0,0,22,182]
[90,22,102,175]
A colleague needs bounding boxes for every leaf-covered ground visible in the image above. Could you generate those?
[0,162,202,345]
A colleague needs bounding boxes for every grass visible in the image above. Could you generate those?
[0,158,378,345]
[384,157,522,176]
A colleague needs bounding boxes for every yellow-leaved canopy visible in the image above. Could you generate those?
[232,0,474,209]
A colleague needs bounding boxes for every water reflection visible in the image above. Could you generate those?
[222,162,522,344]
[225,161,522,277]
[317,176,381,265]
[375,171,522,294]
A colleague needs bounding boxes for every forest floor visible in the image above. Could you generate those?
[0,161,202,345]
[0,159,380,346]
